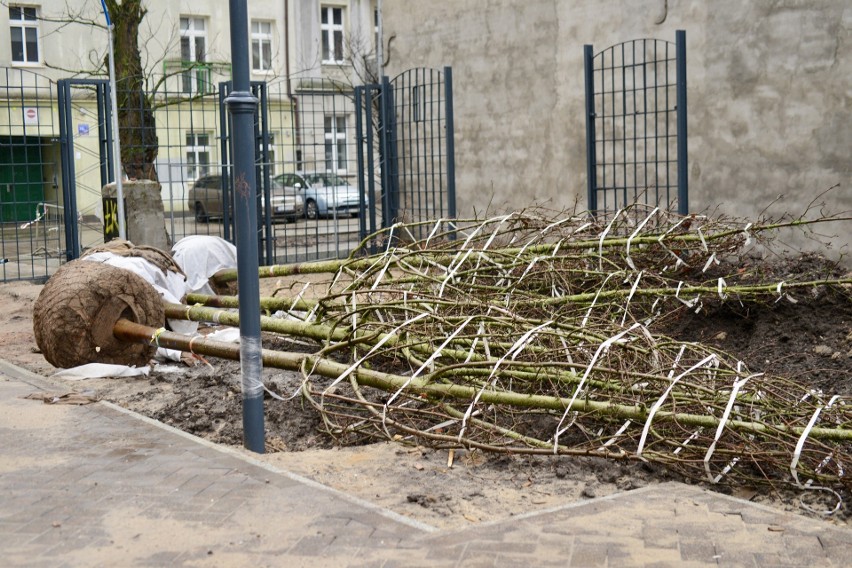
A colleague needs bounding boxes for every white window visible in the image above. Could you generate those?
[186,132,210,179]
[324,116,347,172]
[180,17,207,93]
[9,5,40,65]
[320,6,344,64]
[251,20,273,72]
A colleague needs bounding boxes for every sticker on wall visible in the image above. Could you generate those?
[78,123,90,136]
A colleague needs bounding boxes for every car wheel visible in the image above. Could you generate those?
[195,202,208,223]
[305,199,319,220]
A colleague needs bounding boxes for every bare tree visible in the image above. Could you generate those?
[105,0,158,181]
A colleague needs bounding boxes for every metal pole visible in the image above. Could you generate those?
[57,81,80,260]
[675,30,688,215]
[225,0,265,453]
[376,0,384,79]
[583,44,598,216]
[100,1,126,240]
[443,66,456,237]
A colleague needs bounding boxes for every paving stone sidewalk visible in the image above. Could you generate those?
[1,360,850,567]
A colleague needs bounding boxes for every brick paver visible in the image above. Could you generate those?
[2,360,850,567]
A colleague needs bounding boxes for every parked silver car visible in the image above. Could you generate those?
[273,172,361,220]
[188,174,304,223]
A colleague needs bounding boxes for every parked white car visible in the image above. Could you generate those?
[273,172,361,220]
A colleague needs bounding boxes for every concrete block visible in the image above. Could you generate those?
[103,180,171,252]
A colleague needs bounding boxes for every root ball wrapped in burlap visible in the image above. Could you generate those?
[33,260,165,368]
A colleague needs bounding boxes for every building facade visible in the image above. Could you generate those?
[0,0,379,222]
[382,0,850,256]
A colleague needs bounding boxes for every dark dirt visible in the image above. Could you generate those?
[657,254,852,395]
[2,252,851,529]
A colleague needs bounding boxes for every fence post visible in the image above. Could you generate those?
[255,82,272,264]
[354,86,368,246]
[444,66,457,235]
[57,80,80,260]
[225,0,265,454]
[583,44,598,216]
[218,84,232,242]
[676,30,688,215]
[379,75,396,230]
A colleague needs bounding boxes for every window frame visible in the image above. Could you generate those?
[320,5,345,64]
[185,132,211,180]
[324,115,348,174]
[180,16,208,94]
[9,5,41,66]
[251,19,273,73]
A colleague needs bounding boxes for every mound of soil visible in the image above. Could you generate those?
[658,254,852,394]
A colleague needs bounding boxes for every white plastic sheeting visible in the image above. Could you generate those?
[81,250,197,336]
[52,363,151,380]
[172,235,238,296]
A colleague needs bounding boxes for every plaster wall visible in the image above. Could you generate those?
[383,0,850,255]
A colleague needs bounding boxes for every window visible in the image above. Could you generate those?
[320,6,344,64]
[180,17,207,93]
[251,20,273,72]
[324,116,347,172]
[9,5,40,65]
[186,132,210,179]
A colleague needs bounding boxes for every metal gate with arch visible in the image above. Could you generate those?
[584,30,688,217]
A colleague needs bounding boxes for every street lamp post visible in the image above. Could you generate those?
[226,0,265,453]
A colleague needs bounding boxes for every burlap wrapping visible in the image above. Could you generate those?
[33,261,165,368]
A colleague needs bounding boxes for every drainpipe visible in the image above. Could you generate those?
[376,0,384,80]
[284,0,301,168]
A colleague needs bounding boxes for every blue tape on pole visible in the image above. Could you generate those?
[100,0,111,26]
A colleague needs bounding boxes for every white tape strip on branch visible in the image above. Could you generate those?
[703,373,761,482]
[625,207,659,271]
[459,319,553,441]
[553,323,641,451]
[636,351,717,455]
[790,394,841,487]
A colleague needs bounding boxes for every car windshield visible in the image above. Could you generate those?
[305,173,348,187]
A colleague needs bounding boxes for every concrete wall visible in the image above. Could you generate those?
[383,0,850,255]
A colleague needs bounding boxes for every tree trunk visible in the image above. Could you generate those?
[107,0,158,181]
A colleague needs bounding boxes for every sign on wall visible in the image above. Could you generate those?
[23,107,39,125]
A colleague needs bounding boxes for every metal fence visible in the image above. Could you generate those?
[356,67,457,250]
[584,30,688,218]
[0,67,63,282]
[0,66,456,282]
